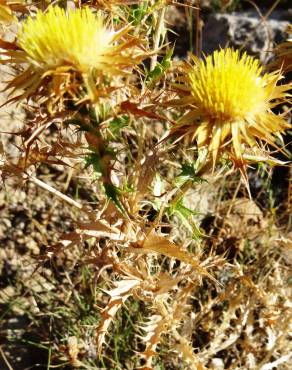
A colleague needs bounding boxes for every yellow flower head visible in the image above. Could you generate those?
[171,48,291,168]
[18,6,116,73]
[3,6,145,110]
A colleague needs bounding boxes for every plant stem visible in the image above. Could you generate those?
[28,175,84,210]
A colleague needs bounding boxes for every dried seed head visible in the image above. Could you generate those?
[269,24,292,73]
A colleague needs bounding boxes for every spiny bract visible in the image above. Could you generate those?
[170,48,291,168]
[0,1,17,23]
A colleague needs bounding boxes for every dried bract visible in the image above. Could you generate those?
[269,24,292,73]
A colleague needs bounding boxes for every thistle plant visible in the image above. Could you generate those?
[0,1,291,369]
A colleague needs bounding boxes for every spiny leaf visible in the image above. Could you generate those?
[129,2,148,25]
[85,152,103,175]
[168,199,202,240]
[146,47,174,84]
[109,115,129,137]
[96,279,140,354]
[175,162,207,187]
[131,233,214,281]
[104,183,126,215]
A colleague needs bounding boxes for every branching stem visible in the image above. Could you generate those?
[28,175,84,210]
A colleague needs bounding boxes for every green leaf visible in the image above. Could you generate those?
[146,48,174,84]
[121,180,135,194]
[161,47,174,69]
[104,183,125,215]
[130,2,148,25]
[175,162,207,187]
[109,115,129,137]
[147,64,163,82]
[85,153,103,175]
[168,199,202,240]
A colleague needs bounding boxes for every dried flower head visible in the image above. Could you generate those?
[2,6,145,111]
[75,0,140,9]
[269,24,292,73]
[170,48,291,169]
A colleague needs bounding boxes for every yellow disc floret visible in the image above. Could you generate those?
[189,49,267,122]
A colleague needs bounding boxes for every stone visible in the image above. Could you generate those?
[203,11,290,62]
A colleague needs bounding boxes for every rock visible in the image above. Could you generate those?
[211,358,225,369]
[0,285,15,303]
[203,11,290,62]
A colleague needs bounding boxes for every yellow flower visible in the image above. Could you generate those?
[19,7,114,74]
[170,48,291,169]
[2,6,145,111]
